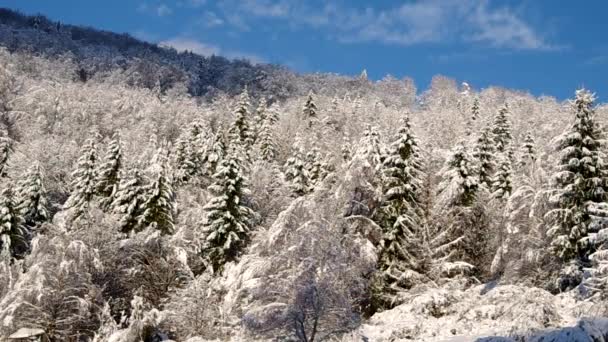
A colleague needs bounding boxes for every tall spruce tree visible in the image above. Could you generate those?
[95,133,122,209]
[111,169,148,234]
[204,131,226,177]
[519,131,537,168]
[547,89,608,264]
[492,104,512,153]
[174,135,197,184]
[0,137,12,178]
[16,162,48,227]
[436,142,479,210]
[0,188,26,258]
[138,149,175,235]
[492,155,513,200]
[284,144,311,196]
[356,125,384,167]
[303,91,317,122]
[471,98,480,121]
[201,148,254,273]
[474,126,496,189]
[229,89,253,148]
[64,137,98,220]
[258,115,277,162]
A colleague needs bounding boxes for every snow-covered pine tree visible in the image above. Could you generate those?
[258,114,277,162]
[186,121,206,175]
[266,102,280,125]
[474,126,496,189]
[138,148,175,235]
[0,137,12,178]
[228,88,253,148]
[584,225,608,297]
[284,144,311,196]
[436,142,479,210]
[201,148,254,273]
[111,169,148,234]
[64,137,98,220]
[492,154,513,200]
[254,97,267,128]
[203,131,226,177]
[492,104,512,153]
[306,147,326,186]
[303,90,317,124]
[356,125,384,168]
[173,135,197,184]
[341,138,352,163]
[471,98,480,121]
[547,89,608,264]
[519,131,537,168]
[0,188,26,259]
[16,162,48,227]
[95,133,122,209]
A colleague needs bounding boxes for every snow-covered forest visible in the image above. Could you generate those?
[1,8,608,342]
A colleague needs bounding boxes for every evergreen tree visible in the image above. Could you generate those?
[203,131,226,177]
[258,115,277,162]
[306,147,327,186]
[547,89,608,263]
[266,102,280,125]
[16,162,48,227]
[585,226,608,297]
[303,91,317,121]
[0,137,12,178]
[492,155,513,199]
[492,104,512,153]
[519,131,537,167]
[64,137,98,220]
[436,142,479,210]
[111,169,148,234]
[471,98,480,121]
[284,145,311,196]
[138,150,175,235]
[228,89,253,148]
[356,125,384,167]
[0,188,26,258]
[474,126,495,189]
[173,135,197,184]
[341,138,352,163]
[95,133,122,209]
[255,97,267,128]
[202,149,254,273]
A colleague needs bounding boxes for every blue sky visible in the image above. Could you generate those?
[4,0,608,100]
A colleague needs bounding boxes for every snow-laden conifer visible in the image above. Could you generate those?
[492,104,512,153]
[356,124,384,168]
[0,137,12,178]
[201,147,254,273]
[228,88,253,148]
[303,90,317,120]
[0,188,26,258]
[284,143,311,196]
[474,126,495,189]
[64,137,98,220]
[546,89,608,263]
[436,142,479,210]
[95,133,122,209]
[111,168,148,234]
[258,114,277,162]
[16,162,48,226]
[492,154,513,200]
[519,131,537,168]
[138,148,175,235]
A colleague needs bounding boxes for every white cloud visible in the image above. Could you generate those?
[156,4,172,17]
[216,0,558,50]
[200,11,224,28]
[159,37,265,64]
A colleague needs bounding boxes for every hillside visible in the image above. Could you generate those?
[0,8,607,342]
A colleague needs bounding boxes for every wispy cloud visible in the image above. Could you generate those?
[137,2,173,17]
[215,0,559,50]
[159,37,265,64]
[156,4,172,17]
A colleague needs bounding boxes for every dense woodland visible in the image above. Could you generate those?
[1,9,608,342]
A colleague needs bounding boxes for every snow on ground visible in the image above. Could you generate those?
[353,281,604,341]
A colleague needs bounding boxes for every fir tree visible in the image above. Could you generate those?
[0,137,12,178]
[303,91,317,122]
[64,137,98,220]
[519,131,537,167]
[436,142,479,210]
[0,188,26,258]
[173,135,197,184]
[492,155,513,199]
[138,150,175,235]
[204,131,226,177]
[284,145,311,196]
[254,97,267,128]
[356,125,384,167]
[258,115,277,162]
[471,98,480,121]
[266,102,280,125]
[95,133,122,209]
[16,162,48,227]
[111,169,148,234]
[492,104,512,153]
[202,149,254,273]
[585,227,608,297]
[547,89,608,264]
[229,89,253,148]
[474,126,495,189]
[306,147,327,186]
